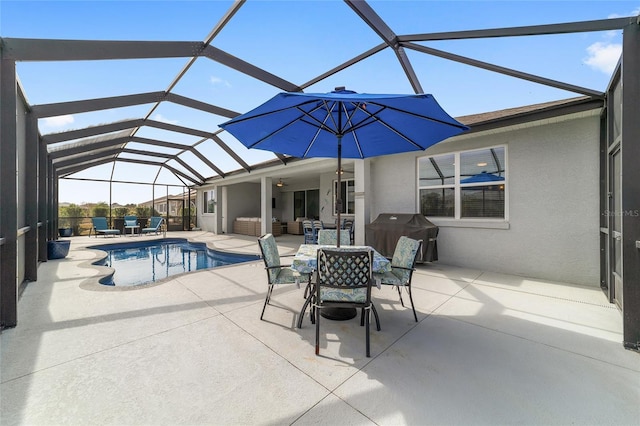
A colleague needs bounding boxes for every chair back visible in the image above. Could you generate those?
[91,217,109,230]
[302,220,315,244]
[342,219,355,244]
[258,233,281,283]
[317,229,351,246]
[149,216,163,229]
[124,215,138,226]
[316,248,373,303]
[391,236,422,282]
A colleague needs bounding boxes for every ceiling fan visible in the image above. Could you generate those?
[276,178,287,187]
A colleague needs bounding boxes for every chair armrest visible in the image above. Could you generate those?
[391,265,415,272]
[264,264,292,270]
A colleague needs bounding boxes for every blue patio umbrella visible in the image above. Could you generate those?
[220,88,469,246]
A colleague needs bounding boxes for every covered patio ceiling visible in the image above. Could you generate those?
[2,1,635,196]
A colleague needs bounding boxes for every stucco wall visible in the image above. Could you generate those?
[370,114,600,286]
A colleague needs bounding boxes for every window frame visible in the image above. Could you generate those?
[333,178,355,216]
[417,145,509,224]
[203,189,216,214]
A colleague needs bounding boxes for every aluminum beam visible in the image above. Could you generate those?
[345,0,423,93]
[2,38,203,61]
[301,43,386,90]
[42,120,143,144]
[24,113,39,281]
[32,92,166,118]
[621,18,640,350]
[201,45,300,92]
[398,17,638,42]
[403,42,604,98]
[38,139,48,262]
[1,55,17,328]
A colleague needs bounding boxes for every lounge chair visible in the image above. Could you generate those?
[90,217,121,237]
[124,215,139,236]
[141,216,164,235]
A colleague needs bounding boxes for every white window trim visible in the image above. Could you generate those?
[203,189,216,215]
[333,178,356,216]
[416,145,509,226]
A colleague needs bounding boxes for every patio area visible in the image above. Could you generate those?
[1,232,638,425]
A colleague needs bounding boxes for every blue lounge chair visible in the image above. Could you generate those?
[124,215,139,236]
[90,217,121,237]
[141,216,164,235]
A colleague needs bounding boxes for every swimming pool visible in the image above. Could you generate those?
[88,238,260,287]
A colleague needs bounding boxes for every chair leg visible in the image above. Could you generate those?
[297,292,314,328]
[407,285,418,322]
[315,306,321,355]
[365,305,370,358]
[260,284,274,320]
[397,286,405,307]
[371,303,381,331]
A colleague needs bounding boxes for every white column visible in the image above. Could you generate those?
[354,159,371,245]
[260,176,273,236]
[215,185,223,234]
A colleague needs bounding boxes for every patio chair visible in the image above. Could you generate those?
[90,217,121,237]
[258,234,309,320]
[302,220,315,244]
[317,229,351,246]
[124,215,139,236]
[379,236,423,322]
[141,216,164,235]
[342,218,355,244]
[312,220,323,243]
[314,247,380,357]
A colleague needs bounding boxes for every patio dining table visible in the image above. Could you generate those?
[291,244,391,276]
[292,244,391,324]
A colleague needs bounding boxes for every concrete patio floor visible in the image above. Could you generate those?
[1,231,638,425]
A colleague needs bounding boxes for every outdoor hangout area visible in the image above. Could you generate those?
[1,231,637,424]
[2,1,640,424]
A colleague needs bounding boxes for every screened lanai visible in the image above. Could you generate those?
[1,1,639,348]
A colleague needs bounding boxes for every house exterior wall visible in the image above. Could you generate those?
[198,182,263,233]
[369,113,601,286]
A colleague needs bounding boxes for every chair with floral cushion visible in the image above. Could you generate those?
[258,233,309,320]
[379,236,423,322]
[316,229,351,246]
[314,247,380,357]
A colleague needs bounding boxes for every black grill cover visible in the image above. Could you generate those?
[365,214,438,262]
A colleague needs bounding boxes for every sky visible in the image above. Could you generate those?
[1,0,639,205]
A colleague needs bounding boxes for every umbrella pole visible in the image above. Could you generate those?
[336,135,342,247]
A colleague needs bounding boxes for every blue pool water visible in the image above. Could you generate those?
[88,238,260,287]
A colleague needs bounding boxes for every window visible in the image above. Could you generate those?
[418,147,506,219]
[334,178,355,215]
[293,189,319,219]
[203,190,215,214]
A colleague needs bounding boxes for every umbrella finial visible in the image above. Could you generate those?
[334,86,345,91]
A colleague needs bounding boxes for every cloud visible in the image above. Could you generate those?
[152,114,178,125]
[210,76,231,88]
[43,115,74,127]
[584,41,621,74]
